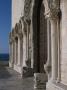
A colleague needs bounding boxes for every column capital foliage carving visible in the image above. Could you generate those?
[24,0,32,20]
[44,0,60,19]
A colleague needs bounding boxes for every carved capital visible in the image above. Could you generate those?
[44,0,60,20]
[24,0,32,20]
[45,9,60,19]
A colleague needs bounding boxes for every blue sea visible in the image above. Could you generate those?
[0,54,9,61]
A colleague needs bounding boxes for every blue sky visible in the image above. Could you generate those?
[0,0,11,53]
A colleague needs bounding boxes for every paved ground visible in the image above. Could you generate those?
[0,66,34,90]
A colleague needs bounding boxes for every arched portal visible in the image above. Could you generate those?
[32,0,48,89]
[32,0,47,73]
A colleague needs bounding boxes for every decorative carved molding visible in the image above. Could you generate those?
[47,0,60,9]
[24,0,32,20]
[44,0,60,19]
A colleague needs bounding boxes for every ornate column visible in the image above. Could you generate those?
[46,13,60,82]
[44,0,60,82]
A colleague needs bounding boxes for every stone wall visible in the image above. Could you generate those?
[12,0,24,28]
[60,0,67,85]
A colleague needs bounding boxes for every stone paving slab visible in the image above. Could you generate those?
[0,66,34,90]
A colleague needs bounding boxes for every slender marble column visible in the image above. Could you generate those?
[14,40,17,64]
[12,41,14,66]
[13,40,15,66]
[50,18,58,81]
[44,19,51,80]
[26,24,29,62]
[30,22,34,68]
[11,42,13,66]
[21,28,27,67]
[57,19,61,82]
[18,37,21,65]
[16,38,18,64]
[9,42,13,67]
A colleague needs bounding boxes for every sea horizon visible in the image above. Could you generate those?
[0,53,9,61]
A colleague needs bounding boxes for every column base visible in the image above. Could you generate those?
[34,73,47,90]
[46,80,67,90]
[22,66,34,78]
[13,64,22,74]
[9,61,13,68]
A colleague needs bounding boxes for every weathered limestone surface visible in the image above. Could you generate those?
[9,0,67,90]
[46,81,67,90]
[34,73,47,90]
[60,0,67,85]
[12,0,24,28]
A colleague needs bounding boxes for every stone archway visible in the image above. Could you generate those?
[32,0,47,73]
[32,0,48,89]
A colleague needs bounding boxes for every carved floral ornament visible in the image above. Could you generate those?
[24,0,32,20]
[44,0,60,19]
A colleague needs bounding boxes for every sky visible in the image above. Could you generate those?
[0,0,11,53]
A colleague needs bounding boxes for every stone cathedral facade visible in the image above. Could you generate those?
[9,0,67,90]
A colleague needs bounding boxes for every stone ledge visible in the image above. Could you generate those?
[46,80,67,90]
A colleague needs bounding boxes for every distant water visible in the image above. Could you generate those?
[0,53,9,61]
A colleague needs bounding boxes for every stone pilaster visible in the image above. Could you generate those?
[44,2,61,90]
